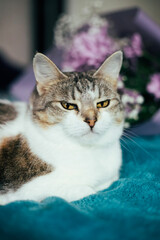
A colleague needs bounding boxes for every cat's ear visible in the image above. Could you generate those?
[33,53,68,95]
[93,51,123,89]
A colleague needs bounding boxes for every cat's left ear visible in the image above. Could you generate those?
[33,53,68,95]
[93,51,123,89]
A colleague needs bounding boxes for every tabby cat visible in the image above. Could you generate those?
[0,51,124,204]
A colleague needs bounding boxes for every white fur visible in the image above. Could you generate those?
[0,100,123,205]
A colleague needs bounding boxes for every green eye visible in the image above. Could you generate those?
[97,100,110,109]
[61,102,78,110]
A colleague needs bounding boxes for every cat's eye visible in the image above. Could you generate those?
[97,100,110,109]
[61,101,78,111]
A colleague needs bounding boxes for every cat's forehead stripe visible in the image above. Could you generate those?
[59,71,118,101]
[72,76,99,100]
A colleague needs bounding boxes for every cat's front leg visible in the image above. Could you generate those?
[0,185,96,205]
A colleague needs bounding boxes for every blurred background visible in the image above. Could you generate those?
[0,0,160,67]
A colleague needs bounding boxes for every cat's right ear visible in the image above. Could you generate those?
[93,51,123,90]
[33,53,68,95]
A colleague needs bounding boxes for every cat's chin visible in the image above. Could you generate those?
[80,129,98,137]
[71,124,124,147]
[70,129,105,146]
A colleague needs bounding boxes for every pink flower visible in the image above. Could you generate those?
[62,25,117,71]
[123,33,143,59]
[147,73,160,99]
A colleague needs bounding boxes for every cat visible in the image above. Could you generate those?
[0,51,124,205]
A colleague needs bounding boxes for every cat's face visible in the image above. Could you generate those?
[31,52,124,146]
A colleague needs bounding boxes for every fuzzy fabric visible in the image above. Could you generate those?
[0,135,160,240]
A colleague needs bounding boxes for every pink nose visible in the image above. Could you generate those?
[85,119,97,128]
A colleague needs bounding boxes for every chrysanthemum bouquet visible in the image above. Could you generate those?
[54,12,160,127]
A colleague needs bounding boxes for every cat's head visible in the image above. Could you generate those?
[30,51,124,146]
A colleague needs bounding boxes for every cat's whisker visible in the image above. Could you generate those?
[123,128,140,138]
[120,137,138,165]
[122,132,154,160]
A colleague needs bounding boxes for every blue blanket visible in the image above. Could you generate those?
[0,135,160,240]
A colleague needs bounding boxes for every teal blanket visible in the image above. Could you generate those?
[0,135,160,240]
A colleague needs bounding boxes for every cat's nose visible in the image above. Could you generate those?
[85,118,97,129]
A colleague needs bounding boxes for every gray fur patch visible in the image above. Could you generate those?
[0,102,17,125]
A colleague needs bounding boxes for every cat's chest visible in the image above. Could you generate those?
[24,118,122,187]
[54,147,120,186]
[27,133,121,186]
